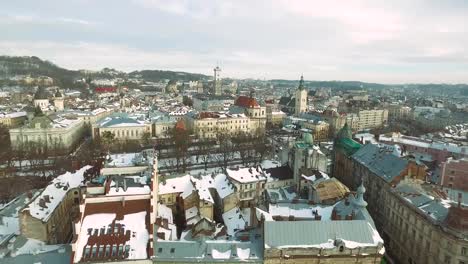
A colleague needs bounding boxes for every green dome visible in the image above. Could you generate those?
[303,132,314,145]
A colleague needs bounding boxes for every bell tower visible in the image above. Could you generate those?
[295,75,308,116]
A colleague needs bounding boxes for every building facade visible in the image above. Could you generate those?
[440,158,468,191]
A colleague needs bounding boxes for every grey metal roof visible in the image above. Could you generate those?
[264,220,378,249]
[394,182,450,223]
[154,240,262,263]
[352,143,408,182]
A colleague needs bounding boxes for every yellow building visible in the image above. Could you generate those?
[0,111,27,128]
[20,166,91,244]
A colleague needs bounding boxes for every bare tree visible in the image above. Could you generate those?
[217,133,234,169]
[0,124,13,168]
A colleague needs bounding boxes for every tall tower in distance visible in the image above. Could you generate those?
[213,65,222,95]
[295,75,308,116]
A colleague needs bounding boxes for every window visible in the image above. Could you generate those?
[112,245,118,256]
[118,245,124,255]
[444,255,451,264]
[98,246,105,257]
[91,246,98,258]
[84,246,91,258]
[170,248,175,253]
[462,247,467,256]
[158,248,163,253]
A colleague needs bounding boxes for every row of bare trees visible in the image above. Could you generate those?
[0,124,72,177]
[158,127,270,173]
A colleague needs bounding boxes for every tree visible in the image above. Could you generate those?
[217,134,234,169]
[169,127,191,172]
[196,139,212,170]
[101,131,115,151]
[0,124,12,168]
[182,96,193,107]
[141,131,151,146]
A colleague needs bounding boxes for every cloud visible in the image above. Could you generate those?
[1,1,468,83]
[2,14,94,26]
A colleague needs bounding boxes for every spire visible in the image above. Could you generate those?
[337,122,352,139]
[298,75,305,90]
[353,182,368,208]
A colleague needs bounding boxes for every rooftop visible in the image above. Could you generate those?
[265,220,383,250]
[23,166,92,222]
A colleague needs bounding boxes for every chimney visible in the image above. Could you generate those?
[458,193,462,208]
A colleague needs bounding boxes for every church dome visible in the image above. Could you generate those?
[303,132,314,145]
[54,89,63,98]
[34,87,49,100]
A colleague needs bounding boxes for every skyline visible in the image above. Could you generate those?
[1,0,468,83]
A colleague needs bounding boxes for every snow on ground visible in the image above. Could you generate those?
[108,153,138,167]
[0,217,18,237]
[261,160,281,169]
[240,208,251,226]
[25,165,91,222]
[13,238,61,256]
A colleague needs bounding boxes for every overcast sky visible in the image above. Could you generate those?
[1,0,468,83]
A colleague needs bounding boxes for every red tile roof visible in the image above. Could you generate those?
[235,96,259,108]
[76,199,151,262]
[175,119,186,131]
[198,112,220,119]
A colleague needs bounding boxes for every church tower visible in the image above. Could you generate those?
[213,66,222,95]
[53,89,64,111]
[295,75,308,116]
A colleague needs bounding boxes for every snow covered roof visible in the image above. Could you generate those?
[158,175,195,197]
[97,115,146,128]
[226,167,266,184]
[74,199,150,263]
[190,174,235,203]
[268,202,335,220]
[0,111,27,119]
[157,203,173,224]
[106,175,151,196]
[222,207,247,236]
[23,166,92,222]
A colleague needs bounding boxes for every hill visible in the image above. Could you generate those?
[0,56,210,87]
[129,70,209,82]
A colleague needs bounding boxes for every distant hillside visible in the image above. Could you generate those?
[129,70,209,82]
[0,56,209,87]
[0,56,79,86]
[270,79,389,90]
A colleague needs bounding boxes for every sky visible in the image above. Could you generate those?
[1,0,468,83]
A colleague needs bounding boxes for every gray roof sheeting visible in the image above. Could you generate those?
[352,143,408,182]
[265,220,378,249]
